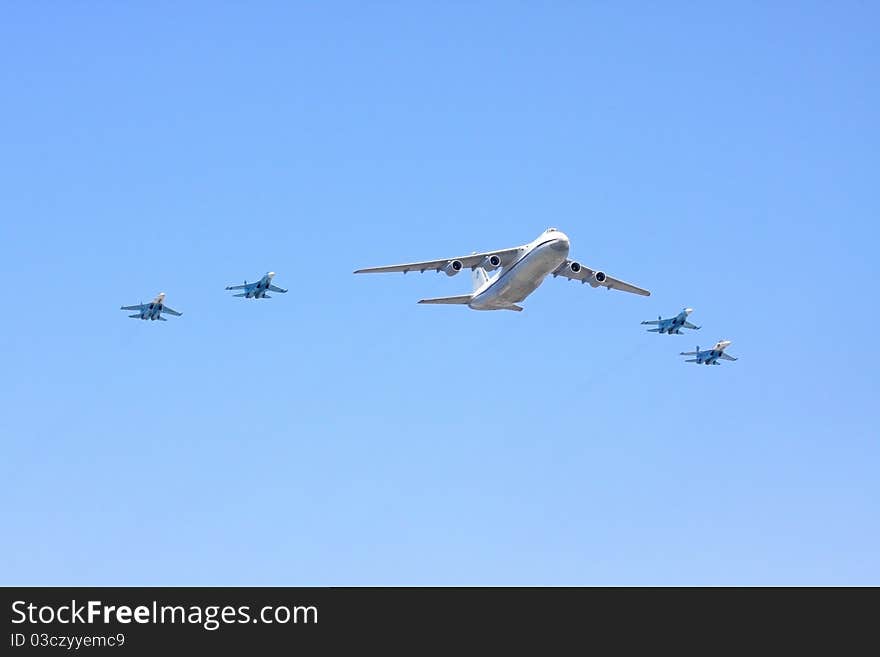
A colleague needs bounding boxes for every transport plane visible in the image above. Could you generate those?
[354,228,650,311]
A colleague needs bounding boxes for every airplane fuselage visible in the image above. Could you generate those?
[468,232,570,311]
[139,294,166,320]
[243,273,274,298]
[659,313,687,334]
[693,341,732,365]
[695,350,722,365]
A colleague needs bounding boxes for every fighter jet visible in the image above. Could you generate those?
[680,340,738,365]
[225,272,287,299]
[641,308,700,334]
[354,228,650,311]
[120,292,182,321]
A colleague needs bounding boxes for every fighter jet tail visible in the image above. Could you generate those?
[128,313,141,319]
[646,328,662,333]
[233,293,247,297]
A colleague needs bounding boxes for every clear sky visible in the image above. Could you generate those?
[1,3,877,585]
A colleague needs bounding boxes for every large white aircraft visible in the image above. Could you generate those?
[354,228,650,311]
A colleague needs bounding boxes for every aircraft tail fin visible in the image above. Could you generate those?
[233,293,247,297]
[128,313,141,319]
[685,358,699,363]
[418,295,472,306]
[472,266,489,292]
[646,328,661,333]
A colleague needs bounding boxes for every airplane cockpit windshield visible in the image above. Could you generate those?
[546,227,557,232]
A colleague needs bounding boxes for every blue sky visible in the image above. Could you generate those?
[1,3,877,585]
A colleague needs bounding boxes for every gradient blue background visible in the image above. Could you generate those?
[2,3,877,585]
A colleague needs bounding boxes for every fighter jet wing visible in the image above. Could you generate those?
[683,321,701,330]
[225,283,251,291]
[552,260,650,296]
[640,319,662,325]
[120,304,146,311]
[719,352,737,361]
[354,246,522,274]
[268,284,288,293]
[162,306,182,317]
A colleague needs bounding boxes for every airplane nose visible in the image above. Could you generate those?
[268,272,276,277]
[685,308,694,314]
[550,232,570,252]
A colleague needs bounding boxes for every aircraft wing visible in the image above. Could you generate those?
[719,352,737,361]
[354,246,522,275]
[268,284,287,293]
[680,350,699,356]
[162,305,182,317]
[552,260,650,296]
[225,284,251,291]
[640,320,661,325]
[683,321,700,330]
[120,304,146,311]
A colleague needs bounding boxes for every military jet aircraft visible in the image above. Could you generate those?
[120,292,182,321]
[641,308,700,334]
[354,228,650,311]
[225,272,287,299]
[680,340,737,365]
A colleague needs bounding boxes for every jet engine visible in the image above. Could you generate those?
[443,260,464,276]
[568,261,582,274]
[585,270,607,287]
[479,254,502,270]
